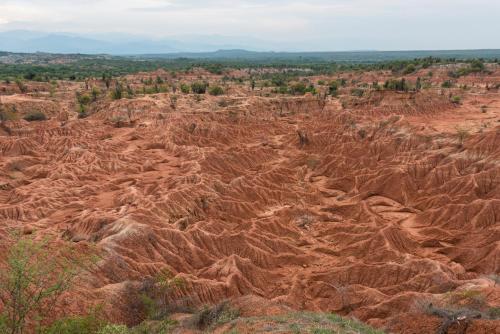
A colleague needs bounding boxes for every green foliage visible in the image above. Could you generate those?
[328,81,339,96]
[451,95,461,104]
[403,64,416,74]
[15,79,27,93]
[129,319,177,334]
[441,80,453,88]
[77,93,92,105]
[0,233,99,334]
[289,82,316,95]
[39,312,106,334]
[23,111,47,122]
[456,127,470,146]
[111,83,124,100]
[448,59,486,78]
[91,87,101,101]
[0,52,498,83]
[140,268,185,321]
[190,302,240,330]
[180,83,190,94]
[190,82,208,94]
[97,324,130,334]
[383,78,408,91]
[327,313,385,334]
[208,85,224,96]
[350,88,364,97]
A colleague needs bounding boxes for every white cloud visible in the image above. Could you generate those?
[0,0,499,50]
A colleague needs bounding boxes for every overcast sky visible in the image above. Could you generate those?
[0,0,499,51]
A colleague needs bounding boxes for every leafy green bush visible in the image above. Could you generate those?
[140,269,185,321]
[403,64,416,74]
[190,82,208,94]
[40,313,106,334]
[328,81,339,96]
[77,93,92,105]
[97,324,130,334]
[350,88,364,97]
[441,80,453,88]
[289,82,306,95]
[0,234,99,334]
[23,111,47,122]
[180,83,190,94]
[384,78,408,91]
[451,96,461,104]
[208,86,224,96]
[111,83,123,100]
[190,302,240,330]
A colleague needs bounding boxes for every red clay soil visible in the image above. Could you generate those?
[0,70,499,333]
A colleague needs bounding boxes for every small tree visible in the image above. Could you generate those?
[190,82,208,94]
[180,84,190,94]
[111,83,123,100]
[140,268,185,320]
[0,233,98,334]
[329,81,339,96]
[208,86,224,96]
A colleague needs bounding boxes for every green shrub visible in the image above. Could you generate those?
[23,112,47,122]
[91,87,101,101]
[111,83,123,100]
[191,82,208,94]
[190,302,240,330]
[180,83,190,94]
[451,96,461,104]
[328,81,339,96]
[403,64,416,74]
[441,80,453,88]
[0,234,99,334]
[77,93,92,105]
[350,88,364,97]
[97,324,130,334]
[208,85,224,96]
[384,78,408,91]
[40,313,106,334]
[139,269,185,321]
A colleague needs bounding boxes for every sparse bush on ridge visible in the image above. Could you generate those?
[383,78,408,91]
[451,95,461,104]
[189,301,240,330]
[441,80,453,88]
[180,83,190,94]
[191,81,208,94]
[23,111,47,122]
[208,85,224,96]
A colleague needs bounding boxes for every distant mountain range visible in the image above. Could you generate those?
[0,30,283,54]
[1,30,500,61]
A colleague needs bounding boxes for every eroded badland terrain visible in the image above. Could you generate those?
[0,63,499,333]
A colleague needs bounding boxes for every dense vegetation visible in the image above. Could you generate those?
[0,49,498,82]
